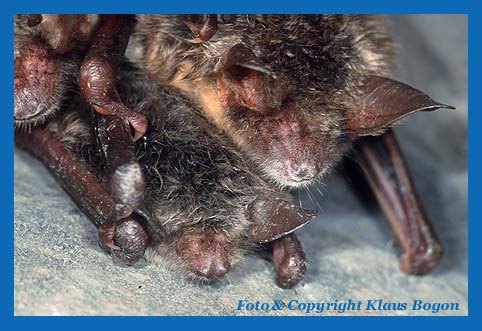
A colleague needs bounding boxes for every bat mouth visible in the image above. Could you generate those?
[287,170,318,183]
[271,169,320,189]
[282,177,317,188]
[14,104,55,124]
[261,158,329,189]
[282,160,321,187]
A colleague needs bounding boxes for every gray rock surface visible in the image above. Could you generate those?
[14,14,468,316]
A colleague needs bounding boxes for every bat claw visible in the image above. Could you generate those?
[131,120,147,142]
[98,220,120,252]
[400,242,443,275]
[103,241,122,252]
[199,14,218,42]
[92,103,148,141]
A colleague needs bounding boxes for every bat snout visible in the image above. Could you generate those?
[285,161,320,185]
[14,40,59,124]
[176,231,231,280]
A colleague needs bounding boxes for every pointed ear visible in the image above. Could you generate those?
[346,75,455,136]
[249,199,317,244]
[216,44,282,114]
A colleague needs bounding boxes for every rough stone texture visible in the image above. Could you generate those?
[14,15,467,316]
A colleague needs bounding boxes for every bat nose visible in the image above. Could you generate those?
[288,164,319,182]
[198,254,230,279]
[177,231,231,279]
[194,238,231,279]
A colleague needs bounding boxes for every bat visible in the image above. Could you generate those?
[132,14,454,275]
[14,14,149,253]
[16,62,318,288]
[14,14,147,136]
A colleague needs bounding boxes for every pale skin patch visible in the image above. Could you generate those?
[360,48,386,70]
[168,61,234,137]
[193,83,231,132]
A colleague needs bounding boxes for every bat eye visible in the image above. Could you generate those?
[27,15,43,27]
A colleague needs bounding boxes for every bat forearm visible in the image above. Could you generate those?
[15,127,148,265]
[15,128,114,225]
[96,115,145,219]
[354,129,443,275]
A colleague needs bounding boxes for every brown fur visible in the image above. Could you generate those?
[131,15,396,188]
[46,63,294,281]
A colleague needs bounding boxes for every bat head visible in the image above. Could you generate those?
[136,15,454,188]
[14,15,98,126]
[213,43,453,188]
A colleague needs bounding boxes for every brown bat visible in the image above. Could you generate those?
[16,62,317,288]
[14,14,146,135]
[132,14,454,275]
[14,14,148,256]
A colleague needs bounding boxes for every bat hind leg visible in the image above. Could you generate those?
[354,129,443,275]
[15,126,148,266]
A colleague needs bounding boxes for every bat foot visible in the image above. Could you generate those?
[80,53,148,141]
[99,218,149,266]
[399,242,443,275]
[272,234,306,289]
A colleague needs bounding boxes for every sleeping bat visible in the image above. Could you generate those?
[131,14,454,274]
[14,14,149,255]
[14,14,146,136]
[16,62,318,288]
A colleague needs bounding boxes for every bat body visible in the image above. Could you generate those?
[118,64,315,282]
[15,15,454,286]
[18,63,316,287]
[132,14,453,274]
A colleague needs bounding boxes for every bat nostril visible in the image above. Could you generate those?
[295,168,310,179]
[196,254,230,279]
[288,164,319,182]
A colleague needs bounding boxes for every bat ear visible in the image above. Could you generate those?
[249,199,317,244]
[346,75,455,136]
[216,44,282,114]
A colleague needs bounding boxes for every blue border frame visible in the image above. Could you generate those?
[2,0,478,327]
